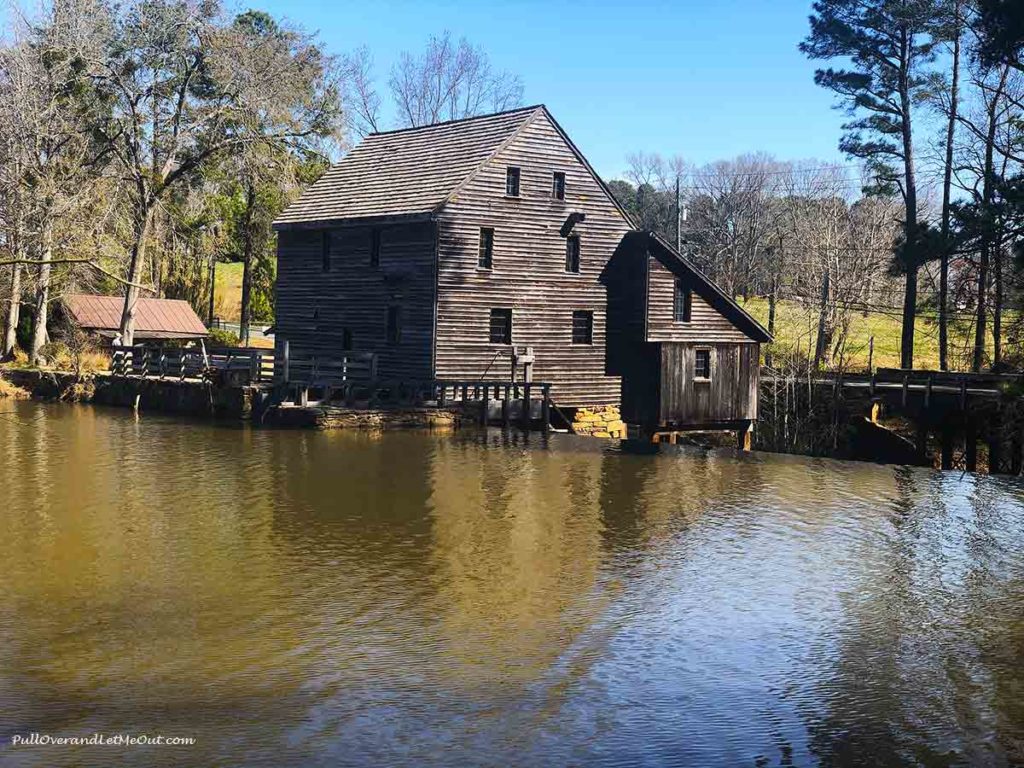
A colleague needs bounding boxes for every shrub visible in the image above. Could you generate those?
[207,328,240,347]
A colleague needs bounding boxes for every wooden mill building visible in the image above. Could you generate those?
[272,105,771,435]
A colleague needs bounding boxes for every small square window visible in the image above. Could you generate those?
[571,310,593,344]
[478,227,494,269]
[370,228,381,267]
[695,349,711,380]
[552,172,566,200]
[565,235,581,273]
[321,231,331,272]
[674,280,692,322]
[386,306,401,345]
[505,167,520,197]
[489,308,512,344]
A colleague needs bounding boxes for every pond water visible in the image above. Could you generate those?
[1,401,1023,767]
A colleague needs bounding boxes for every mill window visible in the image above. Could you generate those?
[478,227,494,269]
[552,171,566,200]
[321,231,331,272]
[694,349,711,380]
[386,305,401,345]
[505,167,520,197]
[571,310,593,344]
[489,308,512,344]
[565,235,581,273]
[370,228,381,267]
[674,280,692,322]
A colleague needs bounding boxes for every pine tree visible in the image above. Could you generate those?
[802,0,941,369]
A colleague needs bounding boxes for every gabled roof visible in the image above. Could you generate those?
[636,231,773,343]
[64,294,208,339]
[273,104,635,229]
[274,106,542,227]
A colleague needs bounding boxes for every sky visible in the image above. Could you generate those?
[255,0,854,179]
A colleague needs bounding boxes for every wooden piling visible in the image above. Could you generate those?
[965,422,977,473]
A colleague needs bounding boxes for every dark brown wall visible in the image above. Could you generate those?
[434,111,633,406]
[659,342,760,425]
[274,221,436,381]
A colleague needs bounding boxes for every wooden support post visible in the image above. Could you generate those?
[915,422,929,464]
[521,382,532,430]
[989,424,1003,475]
[668,432,678,445]
[869,373,876,397]
[965,422,977,473]
[282,340,290,385]
[541,384,551,433]
[902,374,909,408]
[868,335,874,374]
[481,385,489,426]
[940,425,954,471]
[737,422,753,451]
[959,376,967,410]
[924,375,932,408]
[502,385,510,428]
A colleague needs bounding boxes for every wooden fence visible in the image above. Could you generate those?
[110,344,274,383]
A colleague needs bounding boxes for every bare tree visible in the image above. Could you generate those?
[388,32,522,128]
[0,0,107,364]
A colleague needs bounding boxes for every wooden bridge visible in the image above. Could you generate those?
[808,367,1024,474]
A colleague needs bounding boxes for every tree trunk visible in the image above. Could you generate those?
[993,242,1002,367]
[939,4,961,372]
[2,264,22,361]
[972,65,1009,372]
[239,180,256,347]
[814,266,831,370]
[29,222,54,365]
[766,270,778,369]
[119,203,153,346]
[898,27,919,371]
[3,192,24,361]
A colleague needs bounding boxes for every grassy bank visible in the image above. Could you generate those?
[741,297,995,371]
[212,261,244,321]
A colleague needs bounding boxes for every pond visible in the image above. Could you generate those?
[1,401,1022,767]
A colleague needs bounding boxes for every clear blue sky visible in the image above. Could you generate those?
[259,0,851,178]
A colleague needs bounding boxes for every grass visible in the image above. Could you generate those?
[0,372,30,399]
[741,297,998,371]
[213,261,244,322]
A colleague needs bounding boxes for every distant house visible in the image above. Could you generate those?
[272,105,771,433]
[63,294,208,343]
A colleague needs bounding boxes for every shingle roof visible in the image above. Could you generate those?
[273,105,543,226]
[64,294,208,339]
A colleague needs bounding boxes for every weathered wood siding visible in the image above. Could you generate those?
[659,342,760,425]
[646,257,752,343]
[274,221,436,381]
[434,111,632,406]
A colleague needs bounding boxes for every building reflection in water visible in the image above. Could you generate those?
[1,402,1023,766]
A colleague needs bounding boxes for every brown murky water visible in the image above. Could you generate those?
[1,401,1023,767]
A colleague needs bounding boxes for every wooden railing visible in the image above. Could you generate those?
[110,344,275,383]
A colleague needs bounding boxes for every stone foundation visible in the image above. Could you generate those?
[263,404,460,430]
[571,405,626,439]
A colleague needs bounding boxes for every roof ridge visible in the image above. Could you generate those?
[366,104,544,138]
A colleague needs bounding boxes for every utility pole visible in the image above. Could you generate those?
[675,176,681,252]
